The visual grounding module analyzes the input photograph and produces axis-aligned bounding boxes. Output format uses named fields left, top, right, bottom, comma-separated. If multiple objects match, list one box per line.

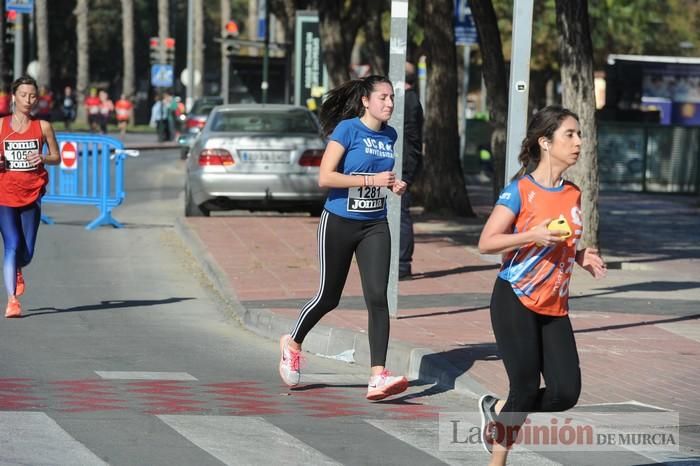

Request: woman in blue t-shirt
left=278, top=75, right=409, bottom=401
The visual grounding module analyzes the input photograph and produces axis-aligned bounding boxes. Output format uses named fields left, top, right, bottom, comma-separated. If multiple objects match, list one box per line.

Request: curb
left=174, top=217, right=489, bottom=398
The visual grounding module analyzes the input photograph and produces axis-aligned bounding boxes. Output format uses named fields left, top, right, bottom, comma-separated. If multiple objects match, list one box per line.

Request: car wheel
left=180, top=148, right=189, bottom=160
left=185, top=186, right=210, bottom=217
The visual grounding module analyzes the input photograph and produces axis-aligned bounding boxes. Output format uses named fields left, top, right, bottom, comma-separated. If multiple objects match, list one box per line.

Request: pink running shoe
left=279, top=334, right=302, bottom=386
left=5, top=297, right=21, bottom=318
left=366, top=369, right=408, bottom=401
left=15, top=269, right=25, bottom=297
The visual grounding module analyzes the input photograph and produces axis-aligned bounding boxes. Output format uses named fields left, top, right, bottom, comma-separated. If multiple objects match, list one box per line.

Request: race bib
left=347, top=172, right=387, bottom=213
left=3, top=138, right=39, bottom=171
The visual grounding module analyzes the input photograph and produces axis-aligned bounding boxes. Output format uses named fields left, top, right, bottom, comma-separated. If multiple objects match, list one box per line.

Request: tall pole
left=504, top=0, right=534, bottom=181
left=13, top=13, right=24, bottom=78
left=387, top=0, right=408, bottom=319
left=459, top=44, right=471, bottom=171
left=261, top=0, right=270, bottom=104
left=186, top=0, right=194, bottom=111
left=221, top=0, right=230, bottom=104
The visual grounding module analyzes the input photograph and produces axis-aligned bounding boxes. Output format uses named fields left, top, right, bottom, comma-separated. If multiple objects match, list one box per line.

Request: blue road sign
left=6, top=0, right=34, bottom=14
left=151, top=64, right=174, bottom=88
left=454, top=0, right=478, bottom=45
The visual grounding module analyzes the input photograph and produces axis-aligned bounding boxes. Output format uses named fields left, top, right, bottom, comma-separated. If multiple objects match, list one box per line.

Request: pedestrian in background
left=278, top=75, right=410, bottom=401
left=84, top=88, right=101, bottom=132
left=0, top=88, right=11, bottom=118
left=150, top=93, right=171, bottom=142
left=0, top=75, right=61, bottom=318
left=476, top=105, right=606, bottom=464
left=399, top=63, right=424, bottom=280
left=98, top=90, right=114, bottom=134
left=115, top=94, right=133, bottom=136
left=60, top=85, right=76, bottom=131
left=33, top=86, right=53, bottom=121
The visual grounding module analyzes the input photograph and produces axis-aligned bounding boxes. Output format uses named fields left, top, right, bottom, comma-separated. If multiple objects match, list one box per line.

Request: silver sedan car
left=185, top=104, right=327, bottom=216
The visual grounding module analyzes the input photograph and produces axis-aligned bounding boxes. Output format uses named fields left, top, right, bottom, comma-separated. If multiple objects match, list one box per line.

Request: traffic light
left=149, top=37, right=160, bottom=64
left=223, top=20, right=239, bottom=57
left=4, top=11, right=16, bottom=46
left=164, top=37, right=176, bottom=65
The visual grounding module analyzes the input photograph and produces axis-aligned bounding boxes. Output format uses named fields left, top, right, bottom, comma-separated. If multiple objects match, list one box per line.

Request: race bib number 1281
left=347, top=172, right=387, bottom=212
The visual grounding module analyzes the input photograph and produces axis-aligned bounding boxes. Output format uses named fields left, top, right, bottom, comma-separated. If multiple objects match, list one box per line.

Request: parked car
left=184, top=104, right=327, bottom=217
left=178, top=97, right=224, bottom=159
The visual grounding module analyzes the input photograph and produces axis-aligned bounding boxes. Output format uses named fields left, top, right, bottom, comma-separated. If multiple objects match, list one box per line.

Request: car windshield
left=191, top=99, right=223, bottom=115
left=210, top=110, right=319, bottom=133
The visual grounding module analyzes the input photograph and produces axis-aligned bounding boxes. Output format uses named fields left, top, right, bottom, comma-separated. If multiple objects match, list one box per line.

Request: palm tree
left=158, top=0, right=169, bottom=65
left=121, top=0, right=135, bottom=99
left=35, top=0, right=50, bottom=89
left=75, top=0, right=89, bottom=123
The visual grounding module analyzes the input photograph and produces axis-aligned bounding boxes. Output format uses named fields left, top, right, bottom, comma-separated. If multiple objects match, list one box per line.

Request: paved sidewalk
left=175, top=185, right=700, bottom=458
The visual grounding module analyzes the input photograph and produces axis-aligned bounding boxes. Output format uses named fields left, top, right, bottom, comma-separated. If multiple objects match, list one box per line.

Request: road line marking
left=158, top=415, right=341, bottom=465
left=0, top=412, right=107, bottom=465
left=95, top=371, right=197, bottom=381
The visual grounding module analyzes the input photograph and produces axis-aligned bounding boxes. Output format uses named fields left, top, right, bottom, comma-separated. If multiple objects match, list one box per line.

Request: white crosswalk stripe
left=0, top=412, right=107, bottom=465
left=95, top=371, right=198, bottom=380
left=366, top=418, right=562, bottom=466
left=158, top=414, right=341, bottom=466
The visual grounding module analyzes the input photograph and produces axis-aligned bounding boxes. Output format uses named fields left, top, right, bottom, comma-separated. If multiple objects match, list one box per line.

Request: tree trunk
left=421, top=0, right=474, bottom=216
left=194, top=0, right=204, bottom=98
left=35, top=0, right=50, bottom=88
left=468, top=0, right=509, bottom=202
left=75, top=0, right=89, bottom=123
left=555, top=0, right=599, bottom=248
left=316, top=0, right=365, bottom=87
left=158, top=0, right=169, bottom=65
left=363, top=0, right=388, bottom=76
left=121, top=0, right=135, bottom=98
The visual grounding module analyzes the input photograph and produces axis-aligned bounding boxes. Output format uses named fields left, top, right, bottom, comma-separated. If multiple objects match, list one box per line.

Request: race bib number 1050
left=3, top=139, right=39, bottom=171
left=348, top=172, right=387, bottom=213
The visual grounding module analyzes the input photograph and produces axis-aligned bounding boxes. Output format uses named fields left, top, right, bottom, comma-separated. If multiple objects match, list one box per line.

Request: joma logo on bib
left=349, top=197, right=385, bottom=211
left=3, top=138, right=39, bottom=171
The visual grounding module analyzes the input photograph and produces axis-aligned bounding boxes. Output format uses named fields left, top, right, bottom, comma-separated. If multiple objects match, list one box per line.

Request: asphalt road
left=0, top=147, right=685, bottom=466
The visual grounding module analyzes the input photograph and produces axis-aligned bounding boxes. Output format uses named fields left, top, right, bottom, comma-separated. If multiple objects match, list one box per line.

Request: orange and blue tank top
left=496, top=175, right=582, bottom=316
left=0, top=116, right=49, bottom=207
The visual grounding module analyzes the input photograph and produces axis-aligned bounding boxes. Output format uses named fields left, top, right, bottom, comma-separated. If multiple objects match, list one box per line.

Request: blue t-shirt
left=324, top=117, right=398, bottom=220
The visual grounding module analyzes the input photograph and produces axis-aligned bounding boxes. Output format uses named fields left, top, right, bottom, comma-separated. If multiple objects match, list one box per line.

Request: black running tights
left=490, top=277, right=581, bottom=430
left=291, top=210, right=391, bottom=367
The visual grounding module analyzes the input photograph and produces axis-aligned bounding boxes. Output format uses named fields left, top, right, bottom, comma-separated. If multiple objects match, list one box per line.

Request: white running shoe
left=278, top=334, right=302, bottom=387
left=478, top=394, right=499, bottom=453
left=366, top=369, right=408, bottom=401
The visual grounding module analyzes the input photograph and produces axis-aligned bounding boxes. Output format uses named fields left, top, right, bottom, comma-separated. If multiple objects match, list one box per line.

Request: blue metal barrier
left=41, top=133, right=138, bottom=230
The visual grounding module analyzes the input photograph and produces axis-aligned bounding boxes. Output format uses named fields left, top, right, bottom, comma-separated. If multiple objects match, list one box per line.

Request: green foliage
left=482, top=0, right=698, bottom=70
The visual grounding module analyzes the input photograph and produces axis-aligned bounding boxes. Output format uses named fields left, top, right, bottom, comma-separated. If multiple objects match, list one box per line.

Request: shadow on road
left=23, top=297, right=195, bottom=317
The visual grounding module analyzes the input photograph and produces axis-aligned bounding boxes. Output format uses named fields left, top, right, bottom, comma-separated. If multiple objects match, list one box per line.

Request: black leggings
left=490, top=277, right=581, bottom=430
left=291, top=210, right=391, bottom=366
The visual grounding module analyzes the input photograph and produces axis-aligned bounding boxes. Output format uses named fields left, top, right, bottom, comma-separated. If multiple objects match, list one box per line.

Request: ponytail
left=319, top=75, right=392, bottom=137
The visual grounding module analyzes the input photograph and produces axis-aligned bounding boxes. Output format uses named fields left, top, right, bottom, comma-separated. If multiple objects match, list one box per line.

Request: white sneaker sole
left=478, top=394, right=493, bottom=454
left=366, top=377, right=408, bottom=401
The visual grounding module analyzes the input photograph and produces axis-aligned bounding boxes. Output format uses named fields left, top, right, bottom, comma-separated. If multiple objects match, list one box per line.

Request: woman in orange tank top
left=0, top=75, right=60, bottom=318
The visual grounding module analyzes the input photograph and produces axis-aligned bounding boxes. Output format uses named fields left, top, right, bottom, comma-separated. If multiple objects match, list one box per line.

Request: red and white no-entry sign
left=60, top=141, right=78, bottom=170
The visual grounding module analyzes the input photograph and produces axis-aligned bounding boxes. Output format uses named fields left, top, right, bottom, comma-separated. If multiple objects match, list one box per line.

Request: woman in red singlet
left=0, top=75, right=60, bottom=318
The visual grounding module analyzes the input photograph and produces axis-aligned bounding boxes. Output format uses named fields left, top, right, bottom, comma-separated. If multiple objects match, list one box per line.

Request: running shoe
left=278, top=334, right=302, bottom=386
left=366, top=369, right=408, bottom=401
left=478, top=394, right=499, bottom=453
left=15, top=269, right=25, bottom=297
left=5, top=297, right=21, bottom=318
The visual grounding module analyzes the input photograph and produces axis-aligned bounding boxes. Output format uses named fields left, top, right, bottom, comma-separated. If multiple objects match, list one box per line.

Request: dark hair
left=319, top=75, right=393, bottom=137
left=512, top=105, right=579, bottom=180
left=11, top=75, right=38, bottom=94
left=405, top=67, right=417, bottom=87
